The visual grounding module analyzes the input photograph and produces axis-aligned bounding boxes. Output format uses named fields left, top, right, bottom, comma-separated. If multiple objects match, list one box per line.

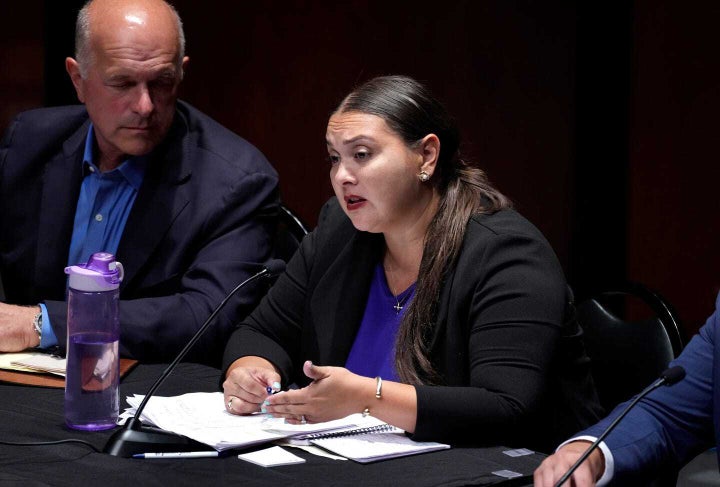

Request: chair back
left=576, top=282, right=684, bottom=414
left=273, top=204, right=309, bottom=263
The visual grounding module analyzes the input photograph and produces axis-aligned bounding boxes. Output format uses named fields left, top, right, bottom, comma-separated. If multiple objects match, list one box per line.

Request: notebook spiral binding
left=303, top=423, right=398, bottom=440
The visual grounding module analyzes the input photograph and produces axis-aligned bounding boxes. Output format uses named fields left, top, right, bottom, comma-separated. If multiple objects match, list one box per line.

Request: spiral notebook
left=305, top=423, right=450, bottom=463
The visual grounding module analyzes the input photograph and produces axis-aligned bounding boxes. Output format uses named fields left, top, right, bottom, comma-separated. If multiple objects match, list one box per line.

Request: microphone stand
left=104, top=261, right=285, bottom=457
left=555, top=366, right=686, bottom=487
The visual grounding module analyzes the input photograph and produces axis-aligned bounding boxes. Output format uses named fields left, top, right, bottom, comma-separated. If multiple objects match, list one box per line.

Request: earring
left=418, top=171, right=430, bottom=182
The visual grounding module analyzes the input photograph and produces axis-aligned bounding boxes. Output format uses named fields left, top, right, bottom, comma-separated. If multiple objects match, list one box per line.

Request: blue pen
left=262, top=382, right=282, bottom=414
left=266, top=381, right=281, bottom=395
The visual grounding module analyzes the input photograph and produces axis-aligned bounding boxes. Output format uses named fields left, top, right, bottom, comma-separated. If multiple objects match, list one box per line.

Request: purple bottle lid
left=65, top=252, right=124, bottom=292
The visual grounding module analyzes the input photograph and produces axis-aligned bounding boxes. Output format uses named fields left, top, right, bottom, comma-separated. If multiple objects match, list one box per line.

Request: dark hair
left=336, top=75, right=511, bottom=385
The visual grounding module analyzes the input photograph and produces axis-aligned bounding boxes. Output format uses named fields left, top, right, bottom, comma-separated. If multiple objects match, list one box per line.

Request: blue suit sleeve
left=581, top=294, right=719, bottom=484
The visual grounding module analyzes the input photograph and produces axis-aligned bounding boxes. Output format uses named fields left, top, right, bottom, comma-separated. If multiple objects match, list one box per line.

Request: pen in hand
left=262, top=381, right=282, bottom=416
left=266, top=381, right=281, bottom=395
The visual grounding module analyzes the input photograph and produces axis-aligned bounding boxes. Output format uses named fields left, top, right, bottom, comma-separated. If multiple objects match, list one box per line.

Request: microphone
left=555, top=365, right=686, bottom=486
left=104, top=259, right=286, bottom=457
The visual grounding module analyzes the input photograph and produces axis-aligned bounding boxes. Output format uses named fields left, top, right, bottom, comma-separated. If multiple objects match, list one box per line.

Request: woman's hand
left=264, top=360, right=372, bottom=424
left=533, top=441, right=604, bottom=487
left=223, top=356, right=281, bottom=415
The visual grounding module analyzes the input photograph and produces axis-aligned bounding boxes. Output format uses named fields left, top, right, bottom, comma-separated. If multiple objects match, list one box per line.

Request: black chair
left=576, top=282, right=684, bottom=414
left=576, top=282, right=685, bottom=486
left=273, top=203, right=309, bottom=264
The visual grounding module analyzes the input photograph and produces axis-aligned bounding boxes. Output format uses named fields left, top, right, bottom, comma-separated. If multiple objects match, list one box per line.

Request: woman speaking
left=222, top=76, right=600, bottom=451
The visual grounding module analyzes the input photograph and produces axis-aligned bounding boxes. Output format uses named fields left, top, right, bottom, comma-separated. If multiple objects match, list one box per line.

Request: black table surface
left=0, top=363, right=544, bottom=486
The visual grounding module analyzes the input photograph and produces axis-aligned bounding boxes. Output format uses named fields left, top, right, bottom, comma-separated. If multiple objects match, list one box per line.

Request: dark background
left=1, top=1, right=718, bottom=338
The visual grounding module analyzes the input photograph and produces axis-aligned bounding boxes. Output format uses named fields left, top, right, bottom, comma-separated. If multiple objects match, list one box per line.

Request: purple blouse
left=344, top=263, right=416, bottom=381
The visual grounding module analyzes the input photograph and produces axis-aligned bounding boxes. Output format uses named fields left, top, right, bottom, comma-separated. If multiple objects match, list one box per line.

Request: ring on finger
left=300, top=415, right=307, bottom=424
left=227, top=397, right=234, bottom=410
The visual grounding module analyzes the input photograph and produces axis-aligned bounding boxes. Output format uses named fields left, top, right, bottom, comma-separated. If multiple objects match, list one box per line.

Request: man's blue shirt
left=39, top=124, right=146, bottom=348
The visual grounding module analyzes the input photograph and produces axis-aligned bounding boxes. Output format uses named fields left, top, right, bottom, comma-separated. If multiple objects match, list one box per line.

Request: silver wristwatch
left=32, top=311, right=42, bottom=343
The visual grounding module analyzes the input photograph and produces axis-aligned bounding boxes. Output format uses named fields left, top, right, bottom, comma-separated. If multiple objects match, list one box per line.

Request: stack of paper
left=120, top=392, right=372, bottom=451
left=0, top=352, right=66, bottom=376
left=237, top=446, right=306, bottom=467
left=120, top=391, right=450, bottom=462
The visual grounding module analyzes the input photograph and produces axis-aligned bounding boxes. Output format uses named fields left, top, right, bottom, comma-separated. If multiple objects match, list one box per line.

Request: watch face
left=34, top=313, right=42, bottom=335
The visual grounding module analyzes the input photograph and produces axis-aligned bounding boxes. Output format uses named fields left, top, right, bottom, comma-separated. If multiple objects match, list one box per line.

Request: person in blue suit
left=0, top=0, right=278, bottom=364
left=534, top=293, right=720, bottom=486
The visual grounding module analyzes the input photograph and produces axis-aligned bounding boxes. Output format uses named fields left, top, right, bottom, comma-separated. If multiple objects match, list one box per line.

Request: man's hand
left=534, top=441, right=605, bottom=487
left=0, top=303, right=40, bottom=351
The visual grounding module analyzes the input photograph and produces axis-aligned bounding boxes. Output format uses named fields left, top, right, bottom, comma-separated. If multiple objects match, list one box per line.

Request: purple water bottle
left=64, top=252, right=124, bottom=431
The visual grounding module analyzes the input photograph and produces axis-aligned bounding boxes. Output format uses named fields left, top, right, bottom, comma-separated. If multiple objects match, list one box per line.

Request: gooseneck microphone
left=104, top=259, right=286, bottom=457
left=555, top=365, right=686, bottom=487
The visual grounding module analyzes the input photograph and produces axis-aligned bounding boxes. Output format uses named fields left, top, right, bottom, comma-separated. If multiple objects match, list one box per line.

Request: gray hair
left=74, top=0, right=186, bottom=78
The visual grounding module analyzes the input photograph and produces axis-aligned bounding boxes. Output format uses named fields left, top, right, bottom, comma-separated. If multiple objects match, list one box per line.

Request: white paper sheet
left=237, top=446, right=306, bottom=467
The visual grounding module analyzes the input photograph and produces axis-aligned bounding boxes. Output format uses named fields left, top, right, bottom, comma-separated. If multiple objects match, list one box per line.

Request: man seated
left=0, top=0, right=278, bottom=364
left=534, top=293, right=720, bottom=486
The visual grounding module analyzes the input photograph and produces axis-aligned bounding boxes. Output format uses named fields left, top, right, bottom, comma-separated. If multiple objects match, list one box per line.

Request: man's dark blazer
left=0, top=101, right=279, bottom=364
left=581, top=293, right=720, bottom=485
left=223, top=198, right=602, bottom=452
